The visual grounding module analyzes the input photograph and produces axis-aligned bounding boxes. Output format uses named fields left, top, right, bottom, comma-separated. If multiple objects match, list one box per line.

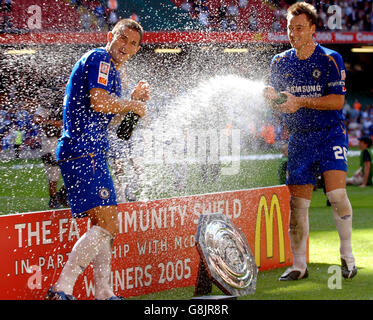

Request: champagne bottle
left=272, top=92, right=288, bottom=105
left=116, top=111, right=140, bottom=140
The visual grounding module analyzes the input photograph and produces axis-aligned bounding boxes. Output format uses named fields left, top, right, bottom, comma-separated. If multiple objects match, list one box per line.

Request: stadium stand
left=170, top=0, right=373, bottom=32
left=171, top=0, right=277, bottom=31
left=2, top=0, right=373, bottom=33
left=115, top=0, right=201, bottom=31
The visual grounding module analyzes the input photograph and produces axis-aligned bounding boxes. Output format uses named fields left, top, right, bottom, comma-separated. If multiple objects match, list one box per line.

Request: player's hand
left=131, top=80, right=150, bottom=102
left=263, top=86, right=278, bottom=102
left=273, top=92, right=301, bottom=114
left=264, top=87, right=295, bottom=112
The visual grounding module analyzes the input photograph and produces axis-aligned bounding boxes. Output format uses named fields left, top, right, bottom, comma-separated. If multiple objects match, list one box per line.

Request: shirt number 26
left=333, top=146, right=347, bottom=161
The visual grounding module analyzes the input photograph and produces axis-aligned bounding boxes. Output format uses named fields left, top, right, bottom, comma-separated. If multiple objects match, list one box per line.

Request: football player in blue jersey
left=46, top=19, right=149, bottom=300
left=264, top=2, right=357, bottom=281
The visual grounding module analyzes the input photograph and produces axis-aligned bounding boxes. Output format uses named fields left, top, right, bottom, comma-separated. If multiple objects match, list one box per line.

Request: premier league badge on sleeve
left=194, top=213, right=258, bottom=298
left=98, top=61, right=110, bottom=86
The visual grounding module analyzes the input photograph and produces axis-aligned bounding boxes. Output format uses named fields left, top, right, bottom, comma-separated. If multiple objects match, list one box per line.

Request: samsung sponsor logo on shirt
left=286, top=85, right=322, bottom=94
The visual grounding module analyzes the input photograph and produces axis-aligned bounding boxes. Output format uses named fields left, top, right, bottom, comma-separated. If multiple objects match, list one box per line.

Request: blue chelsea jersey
left=57, top=48, right=122, bottom=160
left=270, top=44, right=346, bottom=132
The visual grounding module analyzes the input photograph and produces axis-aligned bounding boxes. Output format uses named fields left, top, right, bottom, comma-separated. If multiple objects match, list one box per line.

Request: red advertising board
left=0, top=186, right=300, bottom=300
left=2, top=31, right=373, bottom=45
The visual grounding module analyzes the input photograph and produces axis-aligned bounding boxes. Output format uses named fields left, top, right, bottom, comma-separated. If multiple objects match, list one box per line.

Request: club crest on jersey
left=98, top=61, right=110, bottom=86
left=99, top=187, right=110, bottom=199
left=312, top=68, right=322, bottom=80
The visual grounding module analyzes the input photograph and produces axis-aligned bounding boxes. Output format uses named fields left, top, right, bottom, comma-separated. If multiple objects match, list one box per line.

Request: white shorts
left=41, top=135, right=58, bottom=158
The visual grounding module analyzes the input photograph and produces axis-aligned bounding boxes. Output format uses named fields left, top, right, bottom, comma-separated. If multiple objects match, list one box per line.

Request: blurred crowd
left=0, top=0, right=12, bottom=31
left=0, top=55, right=70, bottom=157
left=180, top=0, right=373, bottom=32
left=72, top=0, right=121, bottom=31
left=2, top=0, right=373, bottom=33
left=273, top=0, right=373, bottom=32
left=0, top=96, right=41, bottom=156
left=0, top=0, right=120, bottom=33
left=0, top=75, right=42, bottom=155
left=343, top=99, right=373, bottom=145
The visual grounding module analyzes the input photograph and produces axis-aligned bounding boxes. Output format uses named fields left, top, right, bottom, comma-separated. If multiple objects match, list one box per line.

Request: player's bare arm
left=108, top=81, right=150, bottom=126
left=265, top=86, right=344, bottom=114
left=291, top=93, right=345, bottom=111
left=90, top=87, right=146, bottom=117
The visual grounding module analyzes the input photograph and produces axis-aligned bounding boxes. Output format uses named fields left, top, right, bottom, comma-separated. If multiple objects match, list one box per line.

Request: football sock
left=93, top=236, right=115, bottom=299
left=54, top=225, right=112, bottom=295
left=333, top=211, right=353, bottom=259
left=289, top=197, right=311, bottom=271
left=326, top=189, right=354, bottom=259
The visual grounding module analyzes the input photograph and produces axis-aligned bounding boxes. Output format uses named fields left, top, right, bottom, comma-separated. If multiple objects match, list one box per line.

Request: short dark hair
left=359, top=136, right=372, bottom=148
left=287, top=2, right=317, bottom=26
left=112, top=19, right=144, bottom=44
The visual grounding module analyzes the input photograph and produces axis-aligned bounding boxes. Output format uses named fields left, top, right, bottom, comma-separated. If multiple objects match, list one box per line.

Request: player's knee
left=88, top=206, right=119, bottom=237
left=326, top=188, right=352, bottom=219
left=100, top=222, right=118, bottom=238
left=102, top=216, right=119, bottom=237
left=290, top=196, right=311, bottom=210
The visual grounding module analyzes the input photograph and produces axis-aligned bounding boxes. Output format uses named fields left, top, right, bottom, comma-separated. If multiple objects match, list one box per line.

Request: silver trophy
left=194, top=213, right=258, bottom=298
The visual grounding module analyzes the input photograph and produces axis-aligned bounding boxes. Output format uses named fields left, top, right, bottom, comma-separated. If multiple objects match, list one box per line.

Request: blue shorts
left=286, top=123, right=348, bottom=186
left=58, top=152, right=117, bottom=218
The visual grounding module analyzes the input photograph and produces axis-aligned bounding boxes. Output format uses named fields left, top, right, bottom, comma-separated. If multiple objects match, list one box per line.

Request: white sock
left=333, top=210, right=353, bottom=259
left=289, top=197, right=310, bottom=271
left=326, top=189, right=354, bottom=260
left=93, top=237, right=115, bottom=300
left=55, top=225, right=112, bottom=295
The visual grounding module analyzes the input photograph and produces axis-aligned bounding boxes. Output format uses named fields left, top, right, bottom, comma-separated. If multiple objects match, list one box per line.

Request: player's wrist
left=295, top=96, right=304, bottom=104
left=120, top=100, right=145, bottom=117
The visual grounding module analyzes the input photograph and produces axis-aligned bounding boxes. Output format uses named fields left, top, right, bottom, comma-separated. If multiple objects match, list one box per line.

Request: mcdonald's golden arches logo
left=254, top=194, right=285, bottom=268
